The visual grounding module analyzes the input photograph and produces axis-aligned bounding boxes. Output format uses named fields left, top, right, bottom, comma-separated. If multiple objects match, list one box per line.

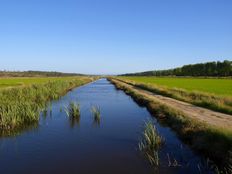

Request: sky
left=0, top=0, right=231, bottom=74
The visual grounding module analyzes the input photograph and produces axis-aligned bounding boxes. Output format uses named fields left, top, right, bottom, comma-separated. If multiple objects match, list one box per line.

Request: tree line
left=122, top=60, right=232, bottom=77
left=0, top=70, right=83, bottom=77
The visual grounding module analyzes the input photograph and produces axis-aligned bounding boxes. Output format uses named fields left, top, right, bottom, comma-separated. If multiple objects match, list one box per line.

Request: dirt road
left=112, top=79, right=232, bottom=130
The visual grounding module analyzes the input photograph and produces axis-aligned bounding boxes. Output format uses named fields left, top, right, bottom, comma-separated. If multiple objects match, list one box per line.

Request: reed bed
left=65, top=102, right=81, bottom=119
left=91, top=106, right=101, bottom=123
left=0, top=77, right=94, bottom=136
left=65, top=102, right=81, bottom=127
left=139, top=121, right=163, bottom=166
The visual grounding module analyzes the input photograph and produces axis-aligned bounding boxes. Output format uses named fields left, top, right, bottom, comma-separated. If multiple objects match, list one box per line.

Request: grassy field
left=0, top=76, right=95, bottom=136
left=0, top=77, right=85, bottom=88
left=120, top=76, right=232, bottom=96
left=117, top=76, right=232, bottom=115
left=119, top=77, right=232, bottom=96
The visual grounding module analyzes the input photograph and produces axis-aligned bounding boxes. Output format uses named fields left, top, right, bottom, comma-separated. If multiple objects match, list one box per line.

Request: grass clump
left=139, top=121, right=163, bottom=166
left=65, top=102, right=80, bottom=119
left=91, top=106, right=101, bottom=123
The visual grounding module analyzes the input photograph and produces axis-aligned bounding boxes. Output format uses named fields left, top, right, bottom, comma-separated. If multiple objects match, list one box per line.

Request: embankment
left=108, top=77, right=232, bottom=170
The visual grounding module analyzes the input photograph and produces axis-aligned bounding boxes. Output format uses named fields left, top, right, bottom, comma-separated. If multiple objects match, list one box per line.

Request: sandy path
left=113, top=79, right=232, bottom=130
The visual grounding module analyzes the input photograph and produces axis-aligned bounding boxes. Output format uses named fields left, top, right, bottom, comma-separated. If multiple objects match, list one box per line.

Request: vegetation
left=122, top=60, right=232, bottom=77
left=119, top=76, right=232, bottom=96
left=139, top=121, right=163, bottom=166
left=117, top=77, right=232, bottom=115
left=0, top=77, right=94, bottom=136
left=0, top=76, right=89, bottom=88
left=0, top=70, right=83, bottom=77
left=91, top=106, right=101, bottom=123
left=65, top=102, right=81, bottom=119
left=109, top=78, right=232, bottom=171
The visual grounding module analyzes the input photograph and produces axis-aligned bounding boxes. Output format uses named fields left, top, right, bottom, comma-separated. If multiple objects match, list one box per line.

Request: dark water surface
left=0, top=79, right=212, bottom=174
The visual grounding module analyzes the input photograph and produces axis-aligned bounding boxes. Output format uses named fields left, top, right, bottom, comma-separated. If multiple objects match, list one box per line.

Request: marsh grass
left=64, top=102, right=81, bottom=128
left=139, top=121, right=163, bottom=166
left=91, top=106, right=101, bottom=124
left=65, top=102, right=80, bottom=119
left=0, top=77, right=94, bottom=136
left=65, top=102, right=82, bottom=128
left=109, top=78, right=232, bottom=172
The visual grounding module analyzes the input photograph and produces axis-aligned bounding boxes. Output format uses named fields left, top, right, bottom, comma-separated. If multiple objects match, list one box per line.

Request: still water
left=0, top=79, right=212, bottom=174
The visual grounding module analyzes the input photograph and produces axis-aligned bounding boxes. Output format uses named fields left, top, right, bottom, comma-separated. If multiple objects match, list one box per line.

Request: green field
left=0, top=77, right=84, bottom=88
left=120, top=76, right=232, bottom=96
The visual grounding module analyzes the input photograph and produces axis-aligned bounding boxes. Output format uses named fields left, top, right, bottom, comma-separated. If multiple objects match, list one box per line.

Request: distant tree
left=121, top=60, right=232, bottom=77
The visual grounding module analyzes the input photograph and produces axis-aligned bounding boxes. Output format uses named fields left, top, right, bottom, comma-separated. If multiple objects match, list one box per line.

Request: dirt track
left=113, top=79, right=232, bottom=130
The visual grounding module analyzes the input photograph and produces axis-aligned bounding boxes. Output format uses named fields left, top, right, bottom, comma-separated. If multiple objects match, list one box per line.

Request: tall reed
left=65, top=102, right=81, bottom=119
left=91, top=106, right=101, bottom=123
left=139, top=121, right=163, bottom=166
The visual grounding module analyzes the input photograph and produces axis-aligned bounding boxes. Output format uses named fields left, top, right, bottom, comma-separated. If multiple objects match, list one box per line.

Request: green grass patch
left=0, top=76, right=85, bottom=88
left=120, top=76, right=232, bottom=96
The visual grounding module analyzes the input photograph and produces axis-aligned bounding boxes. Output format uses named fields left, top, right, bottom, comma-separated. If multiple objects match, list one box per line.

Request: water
left=0, top=79, right=212, bottom=174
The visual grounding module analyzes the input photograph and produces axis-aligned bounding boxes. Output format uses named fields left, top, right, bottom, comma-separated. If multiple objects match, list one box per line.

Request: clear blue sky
left=0, top=0, right=231, bottom=74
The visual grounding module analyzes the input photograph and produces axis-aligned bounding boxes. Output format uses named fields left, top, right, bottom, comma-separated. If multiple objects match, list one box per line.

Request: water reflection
left=42, top=108, right=48, bottom=119
left=49, top=109, right=52, bottom=117
left=49, top=103, right=53, bottom=117
left=42, top=104, right=53, bottom=119
left=69, top=116, right=80, bottom=128
left=0, top=122, right=39, bottom=138
left=92, top=117, right=101, bottom=127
